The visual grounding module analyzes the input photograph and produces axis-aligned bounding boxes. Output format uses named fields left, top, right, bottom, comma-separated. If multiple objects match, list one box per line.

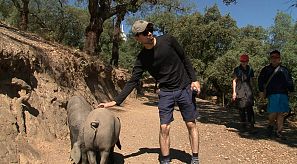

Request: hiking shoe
left=275, top=132, right=287, bottom=140
left=190, top=157, right=199, bottom=164
left=267, top=125, right=274, bottom=137
left=248, top=126, right=258, bottom=134
left=244, top=123, right=254, bottom=130
left=160, top=160, right=170, bottom=164
left=160, top=158, right=170, bottom=164
left=239, top=122, right=247, bottom=129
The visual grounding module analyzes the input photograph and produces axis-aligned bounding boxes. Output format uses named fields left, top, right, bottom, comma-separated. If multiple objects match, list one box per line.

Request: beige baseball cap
left=132, top=20, right=153, bottom=34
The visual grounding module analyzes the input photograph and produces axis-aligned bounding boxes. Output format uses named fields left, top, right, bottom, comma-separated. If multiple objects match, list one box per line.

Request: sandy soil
left=30, top=93, right=297, bottom=164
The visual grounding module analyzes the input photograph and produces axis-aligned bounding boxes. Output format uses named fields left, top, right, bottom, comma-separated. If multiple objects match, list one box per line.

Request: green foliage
left=0, top=0, right=14, bottom=20
left=1, top=0, right=297, bottom=111
left=204, top=51, right=238, bottom=97
left=117, top=39, right=140, bottom=71
left=100, top=23, right=141, bottom=72
left=100, top=19, right=114, bottom=54
left=199, top=14, right=238, bottom=62
left=203, top=4, right=221, bottom=23
left=170, top=13, right=204, bottom=59
left=190, top=58, right=205, bottom=81
left=169, top=5, right=238, bottom=73
left=235, top=25, right=270, bottom=76
left=116, top=36, right=143, bottom=72
left=0, top=0, right=19, bottom=26
left=269, top=11, right=294, bottom=50
left=0, top=0, right=89, bottom=48
left=59, top=6, right=89, bottom=48
left=281, top=41, right=297, bottom=109
left=239, top=25, right=268, bottom=41
left=29, top=1, right=88, bottom=48
left=147, top=12, right=179, bottom=34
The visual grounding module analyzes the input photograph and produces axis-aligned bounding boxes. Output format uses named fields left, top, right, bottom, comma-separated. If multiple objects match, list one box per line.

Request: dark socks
left=192, top=153, right=198, bottom=157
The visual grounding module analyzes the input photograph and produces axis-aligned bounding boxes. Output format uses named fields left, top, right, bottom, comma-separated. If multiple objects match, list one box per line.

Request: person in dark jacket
left=99, top=20, right=201, bottom=164
left=258, top=50, right=294, bottom=140
left=232, top=54, right=255, bottom=131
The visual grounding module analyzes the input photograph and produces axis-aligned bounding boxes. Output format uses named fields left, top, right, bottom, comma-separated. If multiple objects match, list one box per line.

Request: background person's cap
left=240, top=54, right=249, bottom=62
left=132, top=20, right=153, bottom=34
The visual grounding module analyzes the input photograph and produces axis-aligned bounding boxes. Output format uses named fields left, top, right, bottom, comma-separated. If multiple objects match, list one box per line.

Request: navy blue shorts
left=158, top=85, right=198, bottom=125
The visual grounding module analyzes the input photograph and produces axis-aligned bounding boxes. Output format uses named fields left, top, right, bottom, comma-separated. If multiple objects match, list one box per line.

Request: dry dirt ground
left=1, top=22, right=296, bottom=164
left=27, top=93, right=297, bottom=164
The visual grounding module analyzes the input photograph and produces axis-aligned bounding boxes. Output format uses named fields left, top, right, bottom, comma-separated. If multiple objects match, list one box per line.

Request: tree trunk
left=110, top=12, right=125, bottom=67
left=84, top=0, right=139, bottom=56
left=12, top=0, right=29, bottom=31
left=84, top=22, right=103, bottom=56
left=84, top=0, right=104, bottom=56
left=20, top=0, right=29, bottom=31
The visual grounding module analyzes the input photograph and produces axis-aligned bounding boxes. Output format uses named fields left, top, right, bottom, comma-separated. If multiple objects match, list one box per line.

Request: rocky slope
left=0, top=22, right=128, bottom=163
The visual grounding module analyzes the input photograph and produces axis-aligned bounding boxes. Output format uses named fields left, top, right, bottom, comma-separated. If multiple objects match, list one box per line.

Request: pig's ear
left=70, top=142, right=81, bottom=164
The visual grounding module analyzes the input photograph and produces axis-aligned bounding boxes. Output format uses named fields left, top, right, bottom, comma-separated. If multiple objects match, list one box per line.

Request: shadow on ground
left=140, top=93, right=297, bottom=148
left=123, top=147, right=191, bottom=163
left=197, top=101, right=297, bottom=147
left=113, top=152, right=124, bottom=164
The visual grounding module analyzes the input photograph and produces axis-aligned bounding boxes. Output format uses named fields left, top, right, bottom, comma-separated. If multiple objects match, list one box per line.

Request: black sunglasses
left=136, top=30, right=149, bottom=36
left=135, top=30, right=150, bottom=37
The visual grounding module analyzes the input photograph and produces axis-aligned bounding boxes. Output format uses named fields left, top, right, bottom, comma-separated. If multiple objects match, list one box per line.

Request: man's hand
left=191, top=81, right=201, bottom=95
left=232, top=92, right=236, bottom=101
left=98, top=101, right=117, bottom=108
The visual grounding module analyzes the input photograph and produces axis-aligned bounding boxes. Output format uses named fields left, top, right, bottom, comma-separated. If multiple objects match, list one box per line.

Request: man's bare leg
left=159, top=124, right=171, bottom=163
left=186, top=121, right=199, bottom=164
left=186, top=121, right=199, bottom=154
left=268, top=113, right=277, bottom=126
left=276, top=113, right=285, bottom=132
left=267, top=113, right=277, bottom=137
left=275, top=112, right=287, bottom=140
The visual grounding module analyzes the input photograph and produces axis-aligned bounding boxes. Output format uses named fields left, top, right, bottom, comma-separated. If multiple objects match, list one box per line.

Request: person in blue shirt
left=258, top=50, right=294, bottom=140
left=99, top=20, right=201, bottom=164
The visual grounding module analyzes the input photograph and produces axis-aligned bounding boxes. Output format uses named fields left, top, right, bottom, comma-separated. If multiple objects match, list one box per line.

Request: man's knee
left=268, top=113, right=277, bottom=118
left=160, top=124, right=170, bottom=135
left=186, top=121, right=197, bottom=130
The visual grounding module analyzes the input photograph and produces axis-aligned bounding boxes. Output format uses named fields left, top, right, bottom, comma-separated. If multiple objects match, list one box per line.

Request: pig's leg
left=99, top=151, right=109, bottom=164
left=87, top=150, right=97, bottom=164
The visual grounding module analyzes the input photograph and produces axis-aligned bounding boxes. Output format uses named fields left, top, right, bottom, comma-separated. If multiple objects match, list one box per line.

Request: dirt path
left=30, top=93, right=297, bottom=164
